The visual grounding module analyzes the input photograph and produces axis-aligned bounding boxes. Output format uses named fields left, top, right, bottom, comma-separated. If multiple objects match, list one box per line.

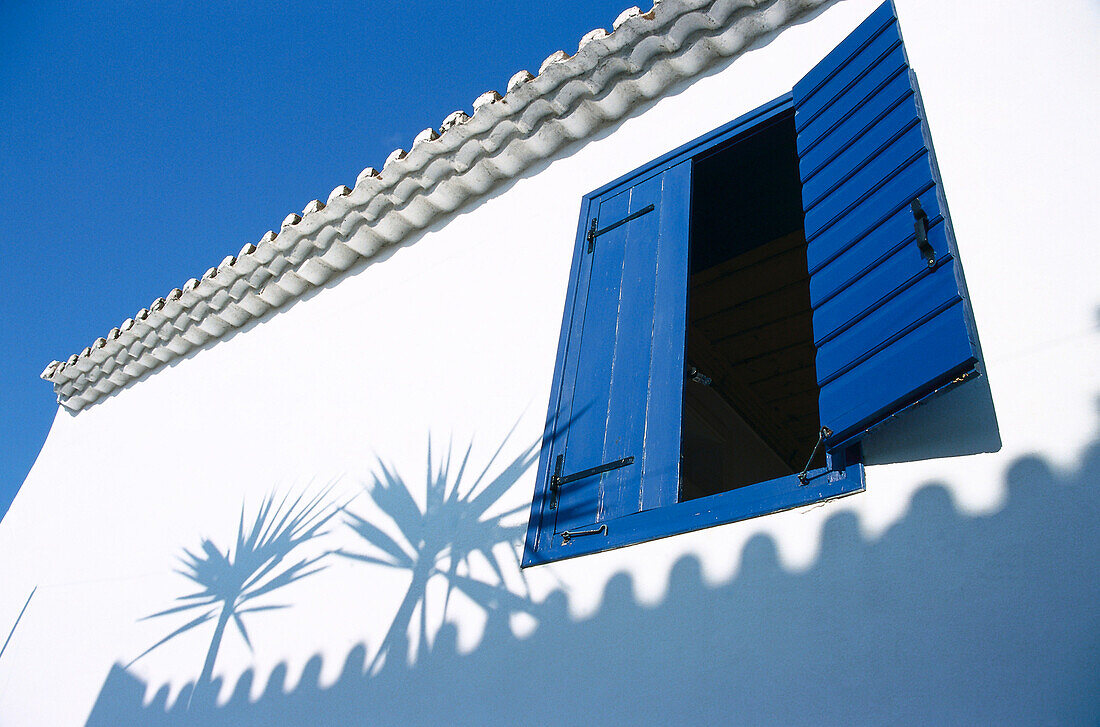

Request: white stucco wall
left=1, top=0, right=1097, bottom=724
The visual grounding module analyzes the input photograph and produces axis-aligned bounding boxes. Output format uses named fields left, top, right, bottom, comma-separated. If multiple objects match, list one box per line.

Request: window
left=522, top=0, right=987, bottom=565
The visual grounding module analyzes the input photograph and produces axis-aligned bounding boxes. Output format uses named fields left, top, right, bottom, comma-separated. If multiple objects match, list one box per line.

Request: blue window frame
left=522, top=0, right=986, bottom=566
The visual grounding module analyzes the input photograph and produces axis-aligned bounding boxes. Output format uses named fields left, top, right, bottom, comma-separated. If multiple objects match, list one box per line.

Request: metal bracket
left=911, top=198, right=936, bottom=268
left=561, top=524, right=607, bottom=544
left=549, top=454, right=635, bottom=509
left=586, top=204, right=655, bottom=253
left=798, top=426, right=833, bottom=485
left=687, top=364, right=712, bottom=386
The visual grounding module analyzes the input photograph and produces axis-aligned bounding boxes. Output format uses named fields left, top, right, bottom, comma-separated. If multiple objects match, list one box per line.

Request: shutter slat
left=795, top=0, right=981, bottom=445
left=806, top=152, right=935, bottom=272
left=641, top=163, right=691, bottom=511
left=795, top=3, right=901, bottom=130
left=803, top=135, right=931, bottom=241
left=600, top=175, right=663, bottom=521
left=809, top=196, right=945, bottom=305
left=799, top=63, right=913, bottom=179
left=818, top=302, right=975, bottom=439
left=815, top=265, right=962, bottom=382
left=801, top=93, right=923, bottom=210
left=812, top=221, right=950, bottom=338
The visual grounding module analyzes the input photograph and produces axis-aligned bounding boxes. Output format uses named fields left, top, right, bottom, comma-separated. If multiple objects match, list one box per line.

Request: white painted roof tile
left=471, top=90, right=501, bottom=112
left=614, top=6, right=644, bottom=30
left=412, top=127, right=439, bottom=146
left=578, top=28, right=610, bottom=50
left=302, top=199, right=325, bottom=215
left=42, top=0, right=834, bottom=410
left=539, top=50, right=571, bottom=75
left=506, top=71, right=534, bottom=94
left=327, top=185, right=352, bottom=203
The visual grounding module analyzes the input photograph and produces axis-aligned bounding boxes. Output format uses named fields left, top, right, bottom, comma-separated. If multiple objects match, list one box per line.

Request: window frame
left=521, top=94, right=866, bottom=567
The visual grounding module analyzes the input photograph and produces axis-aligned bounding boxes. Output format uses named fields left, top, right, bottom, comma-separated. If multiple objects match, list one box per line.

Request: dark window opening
left=680, top=112, right=825, bottom=501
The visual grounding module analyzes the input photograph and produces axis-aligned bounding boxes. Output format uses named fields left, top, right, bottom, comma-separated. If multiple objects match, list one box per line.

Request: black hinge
left=549, top=454, right=635, bottom=509
left=586, top=204, right=655, bottom=253
left=549, top=454, right=565, bottom=509
left=586, top=217, right=599, bottom=253
left=911, top=198, right=936, bottom=268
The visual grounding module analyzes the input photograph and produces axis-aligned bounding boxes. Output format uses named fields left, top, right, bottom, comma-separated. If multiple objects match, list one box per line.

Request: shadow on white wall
left=86, top=401, right=1100, bottom=725
left=125, top=486, right=342, bottom=707
left=333, top=432, right=541, bottom=673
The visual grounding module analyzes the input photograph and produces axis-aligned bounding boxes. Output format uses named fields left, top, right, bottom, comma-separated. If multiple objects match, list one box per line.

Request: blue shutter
left=545, top=161, right=691, bottom=541
left=794, top=0, right=981, bottom=446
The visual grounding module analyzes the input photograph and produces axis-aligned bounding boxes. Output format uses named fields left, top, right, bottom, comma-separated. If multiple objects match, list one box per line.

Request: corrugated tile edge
left=42, top=0, right=833, bottom=411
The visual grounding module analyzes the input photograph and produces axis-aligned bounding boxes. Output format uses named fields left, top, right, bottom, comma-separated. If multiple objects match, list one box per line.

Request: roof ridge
left=42, top=0, right=830, bottom=411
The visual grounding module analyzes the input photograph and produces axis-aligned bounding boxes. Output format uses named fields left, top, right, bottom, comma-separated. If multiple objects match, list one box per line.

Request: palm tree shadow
left=84, top=400, right=1100, bottom=725
left=128, top=483, right=342, bottom=704
left=334, top=424, right=541, bottom=673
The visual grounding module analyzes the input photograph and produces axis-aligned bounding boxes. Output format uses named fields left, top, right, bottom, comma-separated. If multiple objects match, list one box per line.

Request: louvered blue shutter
left=794, top=0, right=981, bottom=446
left=544, top=161, right=691, bottom=542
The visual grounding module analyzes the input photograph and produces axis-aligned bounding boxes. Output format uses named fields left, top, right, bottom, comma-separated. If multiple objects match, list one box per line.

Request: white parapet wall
left=1, top=0, right=1098, bottom=724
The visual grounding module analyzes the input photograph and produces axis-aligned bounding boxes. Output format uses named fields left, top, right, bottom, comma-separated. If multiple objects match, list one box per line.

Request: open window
left=522, top=0, right=996, bottom=565
left=682, top=111, right=817, bottom=501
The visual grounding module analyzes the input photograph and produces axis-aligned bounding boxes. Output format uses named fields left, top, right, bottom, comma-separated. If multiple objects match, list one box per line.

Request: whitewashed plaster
left=1, top=0, right=1098, bottom=724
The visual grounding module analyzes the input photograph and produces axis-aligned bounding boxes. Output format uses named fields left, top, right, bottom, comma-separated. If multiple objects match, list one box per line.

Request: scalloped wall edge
left=41, top=0, right=834, bottom=411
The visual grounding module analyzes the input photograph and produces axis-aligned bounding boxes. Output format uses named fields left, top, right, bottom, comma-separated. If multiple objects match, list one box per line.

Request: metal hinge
left=586, top=217, right=599, bottom=253
left=586, top=204, right=655, bottom=253
left=549, top=453, right=635, bottom=509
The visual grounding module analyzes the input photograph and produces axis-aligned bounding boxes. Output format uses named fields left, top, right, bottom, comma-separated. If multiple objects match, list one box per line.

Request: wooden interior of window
left=680, top=112, right=824, bottom=501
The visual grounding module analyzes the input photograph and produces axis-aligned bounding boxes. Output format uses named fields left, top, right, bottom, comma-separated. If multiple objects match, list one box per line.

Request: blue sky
left=0, top=0, right=636, bottom=519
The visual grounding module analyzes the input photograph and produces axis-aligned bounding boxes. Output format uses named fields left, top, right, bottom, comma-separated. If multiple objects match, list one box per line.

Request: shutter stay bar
left=798, top=426, right=833, bottom=484
left=586, top=204, right=655, bottom=252
left=561, top=524, right=607, bottom=544
left=549, top=454, right=635, bottom=509
left=911, top=198, right=936, bottom=268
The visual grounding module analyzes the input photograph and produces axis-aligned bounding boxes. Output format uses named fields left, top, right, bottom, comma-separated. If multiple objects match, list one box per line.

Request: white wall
left=1, top=0, right=1097, bottom=724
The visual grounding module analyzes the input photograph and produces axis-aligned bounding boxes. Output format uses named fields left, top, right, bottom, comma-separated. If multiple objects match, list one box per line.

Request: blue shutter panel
left=547, top=162, right=690, bottom=540
left=794, top=0, right=981, bottom=445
